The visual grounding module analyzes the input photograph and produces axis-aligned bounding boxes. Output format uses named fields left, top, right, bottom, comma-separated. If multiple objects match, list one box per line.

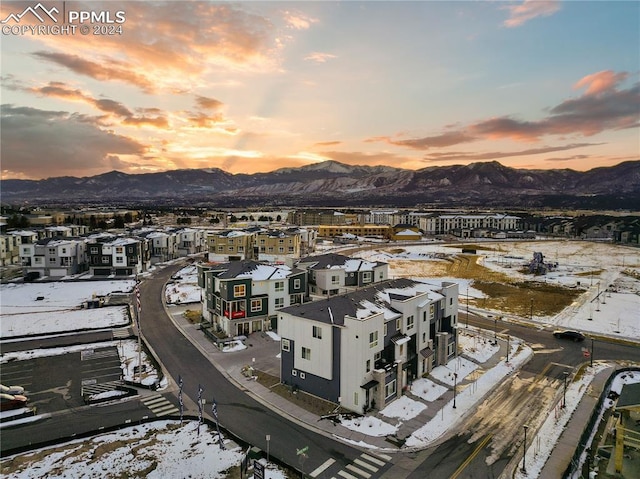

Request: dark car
left=553, top=330, right=586, bottom=342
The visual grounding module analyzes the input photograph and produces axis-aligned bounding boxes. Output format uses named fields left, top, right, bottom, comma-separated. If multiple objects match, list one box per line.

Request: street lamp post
left=453, top=372, right=458, bottom=409
left=562, top=371, right=569, bottom=408
left=521, top=424, right=529, bottom=474
left=590, top=338, right=594, bottom=368
left=506, top=334, right=510, bottom=362
left=494, top=317, right=497, bottom=343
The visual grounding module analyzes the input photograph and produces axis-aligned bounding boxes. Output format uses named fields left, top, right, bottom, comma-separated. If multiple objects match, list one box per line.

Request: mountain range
left=2, top=160, right=639, bottom=209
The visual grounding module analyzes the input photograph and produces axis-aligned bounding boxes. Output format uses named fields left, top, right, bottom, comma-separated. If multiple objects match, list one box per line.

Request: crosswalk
left=81, top=348, right=120, bottom=361
left=112, top=328, right=132, bottom=339
left=310, top=451, right=392, bottom=479
left=81, top=379, right=125, bottom=396
left=140, top=394, right=180, bottom=417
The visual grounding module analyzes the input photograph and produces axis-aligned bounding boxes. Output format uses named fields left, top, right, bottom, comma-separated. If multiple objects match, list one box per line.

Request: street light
left=562, top=371, right=569, bottom=408
left=493, top=317, right=497, bottom=343
left=506, top=334, right=510, bottom=363
left=590, top=338, right=594, bottom=368
left=521, top=424, right=529, bottom=474
left=453, top=372, right=458, bottom=409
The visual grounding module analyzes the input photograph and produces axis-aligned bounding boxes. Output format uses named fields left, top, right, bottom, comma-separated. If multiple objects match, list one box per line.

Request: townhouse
left=176, top=228, right=207, bottom=256
left=198, top=260, right=307, bottom=338
left=22, top=237, right=87, bottom=278
left=254, top=229, right=302, bottom=263
left=86, top=235, right=150, bottom=276
left=207, top=230, right=257, bottom=262
left=278, top=278, right=459, bottom=413
left=0, top=234, right=21, bottom=267
left=144, top=231, right=179, bottom=263
left=294, top=253, right=389, bottom=298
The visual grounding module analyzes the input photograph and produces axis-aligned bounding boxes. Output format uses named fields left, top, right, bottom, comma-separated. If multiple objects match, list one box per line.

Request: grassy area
left=183, top=310, right=202, bottom=324
left=254, top=370, right=344, bottom=417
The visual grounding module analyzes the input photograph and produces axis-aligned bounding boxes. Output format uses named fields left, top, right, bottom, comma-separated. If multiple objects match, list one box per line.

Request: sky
left=1, top=1, right=639, bottom=180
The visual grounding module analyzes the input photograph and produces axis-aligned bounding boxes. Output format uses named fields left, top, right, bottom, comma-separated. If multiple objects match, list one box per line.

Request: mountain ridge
left=2, top=160, right=639, bottom=209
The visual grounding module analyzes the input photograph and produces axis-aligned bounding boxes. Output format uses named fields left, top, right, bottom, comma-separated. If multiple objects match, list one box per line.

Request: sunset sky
left=1, top=0, right=639, bottom=180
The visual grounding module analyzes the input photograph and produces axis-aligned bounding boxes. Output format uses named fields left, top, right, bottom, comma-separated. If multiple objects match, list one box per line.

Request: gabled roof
left=280, top=277, right=443, bottom=325
left=616, top=382, right=640, bottom=410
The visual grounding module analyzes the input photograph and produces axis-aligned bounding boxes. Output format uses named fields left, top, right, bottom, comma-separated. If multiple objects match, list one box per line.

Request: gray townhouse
left=198, top=260, right=307, bottom=338
left=293, top=253, right=389, bottom=298
left=277, top=278, right=459, bottom=414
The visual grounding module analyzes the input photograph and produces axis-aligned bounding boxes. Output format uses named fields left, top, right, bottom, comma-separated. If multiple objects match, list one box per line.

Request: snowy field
left=165, top=264, right=201, bottom=304
left=0, top=280, right=135, bottom=338
left=1, top=420, right=288, bottom=479
left=357, top=240, right=640, bottom=340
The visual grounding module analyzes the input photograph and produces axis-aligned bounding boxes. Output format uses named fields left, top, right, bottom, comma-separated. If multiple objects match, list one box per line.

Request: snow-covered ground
left=1, top=419, right=288, bottom=479
left=0, top=280, right=135, bottom=338
left=165, top=264, right=201, bottom=304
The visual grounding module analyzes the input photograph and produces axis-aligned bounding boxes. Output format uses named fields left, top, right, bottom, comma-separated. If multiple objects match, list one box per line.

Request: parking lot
left=1, top=345, right=124, bottom=414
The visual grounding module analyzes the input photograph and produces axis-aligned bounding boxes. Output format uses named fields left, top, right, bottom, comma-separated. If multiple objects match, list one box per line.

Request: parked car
left=1, top=384, right=25, bottom=395
left=0, top=393, right=28, bottom=411
left=553, top=330, right=586, bottom=342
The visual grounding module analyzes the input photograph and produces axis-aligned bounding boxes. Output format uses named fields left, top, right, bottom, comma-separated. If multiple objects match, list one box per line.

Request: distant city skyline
left=1, top=0, right=638, bottom=180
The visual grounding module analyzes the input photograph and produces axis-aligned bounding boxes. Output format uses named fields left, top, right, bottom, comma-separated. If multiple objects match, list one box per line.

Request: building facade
left=87, top=236, right=150, bottom=276
left=198, top=260, right=307, bottom=337
left=278, top=278, right=459, bottom=413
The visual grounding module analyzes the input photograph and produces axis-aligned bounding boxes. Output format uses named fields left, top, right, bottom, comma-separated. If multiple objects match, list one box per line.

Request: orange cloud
left=574, top=70, right=629, bottom=95
left=503, top=0, right=561, bottom=28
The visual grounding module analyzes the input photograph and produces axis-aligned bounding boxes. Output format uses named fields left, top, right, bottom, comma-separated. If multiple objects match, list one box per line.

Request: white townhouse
left=21, top=237, right=87, bottom=278
left=145, top=231, right=179, bottom=263
left=176, top=228, right=207, bottom=256
left=278, top=278, right=459, bottom=414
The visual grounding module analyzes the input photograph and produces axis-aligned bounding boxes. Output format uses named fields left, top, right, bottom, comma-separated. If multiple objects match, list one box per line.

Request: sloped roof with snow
left=207, top=260, right=301, bottom=281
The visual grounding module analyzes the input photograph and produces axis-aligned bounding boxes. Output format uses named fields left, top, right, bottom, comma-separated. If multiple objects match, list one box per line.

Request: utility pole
left=521, top=424, right=529, bottom=474
left=562, top=372, right=569, bottom=408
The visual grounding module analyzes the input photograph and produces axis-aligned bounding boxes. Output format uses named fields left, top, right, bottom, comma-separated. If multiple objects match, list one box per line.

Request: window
left=288, top=247, right=294, bottom=253
left=300, top=372, right=306, bottom=379
left=369, top=331, right=378, bottom=348
left=233, top=284, right=246, bottom=297
left=291, top=369, right=297, bottom=376
left=279, top=247, right=284, bottom=253
left=362, top=271, right=372, bottom=283
left=293, top=278, right=301, bottom=289
left=275, top=281, right=284, bottom=292
left=423, top=311, right=427, bottom=322
left=407, top=315, right=414, bottom=329
left=228, top=246, right=234, bottom=252
left=268, top=247, right=274, bottom=253
left=354, top=392, right=359, bottom=406
left=278, top=239, right=284, bottom=244
left=228, top=238, right=234, bottom=245
left=430, top=304, right=435, bottom=318
left=90, top=247, right=98, bottom=254
left=115, top=247, right=123, bottom=254
left=275, top=297, right=284, bottom=309
left=331, top=275, right=339, bottom=285
left=384, top=323, right=388, bottom=336
left=302, top=347, right=311, bottom=360
left=396, top=319, right=401, bottom=331
left=101, top=256, right=110, bottom=264
left=49, top=257, right=56, bottom=263
left=281, top=339, right=290, bottom=352
left=422, top=332, right=426, bottom=343
left=218, top=245, right=224, bottom=252
left=313, top=325, right=322, bottom=339
left=62, top=248, right=67, bottom=254
left=450, top=298, right=453, bottom=305
left=238, top=246, right=244, bottom=252
left=385, top=380, right=396, bottom=399
left=116, top=257, right=124, bottom=264
left=251, top=299, right=262, bottom=312
left=366, top=359, right=371, bottom=372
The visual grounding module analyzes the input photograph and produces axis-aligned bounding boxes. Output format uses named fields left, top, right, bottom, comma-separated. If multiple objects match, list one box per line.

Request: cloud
left=503, top=0, right=561, bottom=28
left=377, top=73, right=639, bottom=149
left=421, top=143, right=600, bottom=163
left=195, top=96, right=224, bottom=110
left=304, top=52, right=337, bottom=63
left=33, top=52, right=156, bottom=92
left=313, top=140, right=342, bottom=147
left=283, top=10, right=317, bottom=30
left=30, top=81, right=169, bottom=128
left=1, top=104, right=147, bottom=178
left=574, top=70, right=629, bottom=96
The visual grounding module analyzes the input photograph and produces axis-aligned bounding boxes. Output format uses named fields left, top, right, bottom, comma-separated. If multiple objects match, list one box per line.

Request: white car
left=0, top=384, right=25, bottom=395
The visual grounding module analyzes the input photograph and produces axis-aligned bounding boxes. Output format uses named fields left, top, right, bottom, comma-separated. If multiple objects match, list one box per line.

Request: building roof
left=280, top=278, right=445, bottom=325
left=298, top=253, right=384, bottom=271
left=616, top=382, right=640, bottom=410
left=206, top=260, right=302, bottom=281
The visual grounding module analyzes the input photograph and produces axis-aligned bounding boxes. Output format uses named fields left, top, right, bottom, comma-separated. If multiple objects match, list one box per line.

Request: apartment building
left=318, top=224, right=391, bottom=239
left=278, top=278, right=459, bottom=413
left=207, top=230, right=257, bottom=262
left=294, top=253, right=389, bottom=298
left=254, top=229, right=302, bottom=263
left=198, top=260, right=307, bottom=337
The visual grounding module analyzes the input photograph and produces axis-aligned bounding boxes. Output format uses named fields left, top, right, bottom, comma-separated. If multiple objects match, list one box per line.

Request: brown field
left=388, top=254, right=583, bottom=317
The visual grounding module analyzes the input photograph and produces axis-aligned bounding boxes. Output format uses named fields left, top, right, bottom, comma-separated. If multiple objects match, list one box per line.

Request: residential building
left=318, top=224, right=391, bottom=239
left=289, top=210, right=347, bottom=226
left=207, top=230, right=257, bottom=262
left=0, top=234, right=21, bottom=266
left=22, top=238, right=87, bottom=278
left=86, top=236, right=150, bottom=276
left=294, top=253, right=389, bottom=298
left=420, top=213, right=521, bottom=237
left=365, top=210, right=398, bottom=225
left=278, top=278, right=459, bottom=413
left=145, top=231, right=179, bottom=263
left=176, top=228, right=207, bottom=256
left=198, top=260, right=307, bottom=337
left=254, top=229, right=302, bottom=263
